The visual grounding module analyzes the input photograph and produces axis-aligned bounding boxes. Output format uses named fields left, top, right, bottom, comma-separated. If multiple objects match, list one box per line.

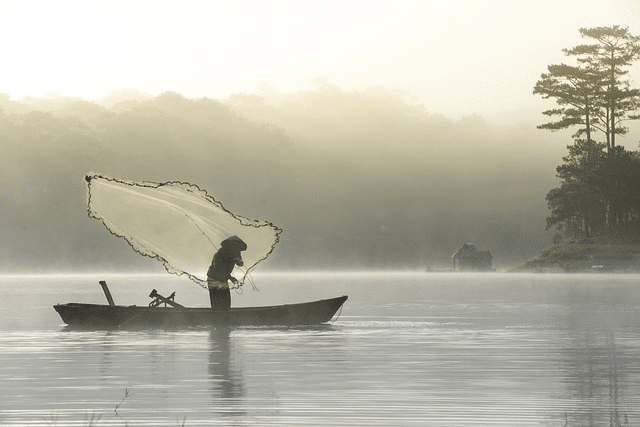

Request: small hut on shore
left=452, top=243, right=492, bottom=272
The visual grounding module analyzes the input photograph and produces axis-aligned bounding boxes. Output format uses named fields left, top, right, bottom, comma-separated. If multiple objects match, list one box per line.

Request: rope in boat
left=245, top=270, right=260, bottom=292
left=330, top=303, right=344, bottom=322
left=118, top=309, right=149, bottom=328
left=232, top=267, right=260, bottom=293
left=118, top=291, right=186, bottom=328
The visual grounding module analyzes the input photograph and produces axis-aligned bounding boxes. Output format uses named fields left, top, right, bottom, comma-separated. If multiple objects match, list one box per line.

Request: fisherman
left=207, top=235, right=247, bottom=310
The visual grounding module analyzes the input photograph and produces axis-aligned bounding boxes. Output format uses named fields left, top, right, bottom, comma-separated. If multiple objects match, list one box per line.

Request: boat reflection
left=208, top=328, right=246, bottom=416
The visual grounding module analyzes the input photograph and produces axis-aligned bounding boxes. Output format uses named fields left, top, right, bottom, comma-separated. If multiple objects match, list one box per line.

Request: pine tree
left=559, top=26, right=640, bottom=150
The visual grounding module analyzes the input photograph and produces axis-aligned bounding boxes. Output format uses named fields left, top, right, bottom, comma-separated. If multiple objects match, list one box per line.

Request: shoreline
left=510, top=238, right=640, bottom=273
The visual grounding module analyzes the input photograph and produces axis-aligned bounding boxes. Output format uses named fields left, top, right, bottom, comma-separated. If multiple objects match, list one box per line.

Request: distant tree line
left=1, top=86, right=564, bottom=272
left=534, top=26, right=640, bottom=242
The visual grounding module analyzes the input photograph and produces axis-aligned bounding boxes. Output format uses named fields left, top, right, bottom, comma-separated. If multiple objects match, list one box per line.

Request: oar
left=99, top=281, right=116, bottom=306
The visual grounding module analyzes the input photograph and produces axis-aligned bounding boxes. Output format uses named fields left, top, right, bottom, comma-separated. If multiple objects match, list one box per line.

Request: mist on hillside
left=0, top=87, right=573, bottom=273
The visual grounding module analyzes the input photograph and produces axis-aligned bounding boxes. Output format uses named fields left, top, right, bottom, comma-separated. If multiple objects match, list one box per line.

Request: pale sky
left=0, top=0, right=638, bottom=119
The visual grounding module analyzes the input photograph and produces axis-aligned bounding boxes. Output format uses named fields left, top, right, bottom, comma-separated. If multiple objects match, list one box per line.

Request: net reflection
left=208, top=327, right=246, bottom=416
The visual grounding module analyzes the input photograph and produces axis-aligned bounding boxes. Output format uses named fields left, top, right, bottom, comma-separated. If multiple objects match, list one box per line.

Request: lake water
left=2, top=272, right=640, bottom=426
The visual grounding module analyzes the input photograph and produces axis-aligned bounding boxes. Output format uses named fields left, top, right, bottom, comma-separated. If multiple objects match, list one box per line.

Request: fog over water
left=0, top=1, right=639, bottom=273
left=1, top=85, right=640, bottom=273
left=1, top=88, right=575, bottom=273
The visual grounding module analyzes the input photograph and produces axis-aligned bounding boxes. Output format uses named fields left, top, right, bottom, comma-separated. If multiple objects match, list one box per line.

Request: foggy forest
left=1, top=85, right=580, bottom=273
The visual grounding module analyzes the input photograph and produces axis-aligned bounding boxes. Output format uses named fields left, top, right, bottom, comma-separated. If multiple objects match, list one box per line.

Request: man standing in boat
left=207, top=236, right=247, bottom=310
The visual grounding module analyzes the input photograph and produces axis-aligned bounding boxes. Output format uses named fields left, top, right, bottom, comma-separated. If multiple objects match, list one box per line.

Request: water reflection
left=97, top=331, right=115, bottom=378
left=563, top=320, right=640, bottom=426
left=5, top=273, right=640, bottom=425
left=208, top=328, right=246, bottom=416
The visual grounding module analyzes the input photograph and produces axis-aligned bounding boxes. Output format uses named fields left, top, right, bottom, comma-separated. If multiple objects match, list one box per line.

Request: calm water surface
left=1, top=272, right=640, bottom=426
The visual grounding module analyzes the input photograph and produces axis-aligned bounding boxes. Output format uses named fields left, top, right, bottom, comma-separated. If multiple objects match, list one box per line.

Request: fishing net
left=85, top=173, right=281, bottom=288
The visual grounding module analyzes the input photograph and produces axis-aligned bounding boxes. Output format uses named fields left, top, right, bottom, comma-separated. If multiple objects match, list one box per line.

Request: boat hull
left=54, top=295, right=348, bottom=327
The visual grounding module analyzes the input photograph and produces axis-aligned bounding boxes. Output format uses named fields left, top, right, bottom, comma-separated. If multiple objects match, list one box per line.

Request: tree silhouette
left=537, top=26, right=640, bottom=241
left=535, top=26, right=640, bottom=151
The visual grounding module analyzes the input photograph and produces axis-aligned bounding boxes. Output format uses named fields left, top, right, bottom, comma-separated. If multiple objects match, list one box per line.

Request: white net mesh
left=86, top=173, right=281, bottom=288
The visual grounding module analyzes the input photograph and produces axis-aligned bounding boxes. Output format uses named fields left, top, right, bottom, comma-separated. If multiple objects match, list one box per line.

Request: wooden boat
left=54, top=282, right=348, bottom=328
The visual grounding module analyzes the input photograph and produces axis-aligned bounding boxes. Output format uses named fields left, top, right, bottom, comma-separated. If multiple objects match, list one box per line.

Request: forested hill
left=1, top=88, right=565, bottom=273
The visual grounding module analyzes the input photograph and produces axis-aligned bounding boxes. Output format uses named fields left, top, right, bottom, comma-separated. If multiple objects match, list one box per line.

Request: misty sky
left=1, top=0, right=638, bottom=120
